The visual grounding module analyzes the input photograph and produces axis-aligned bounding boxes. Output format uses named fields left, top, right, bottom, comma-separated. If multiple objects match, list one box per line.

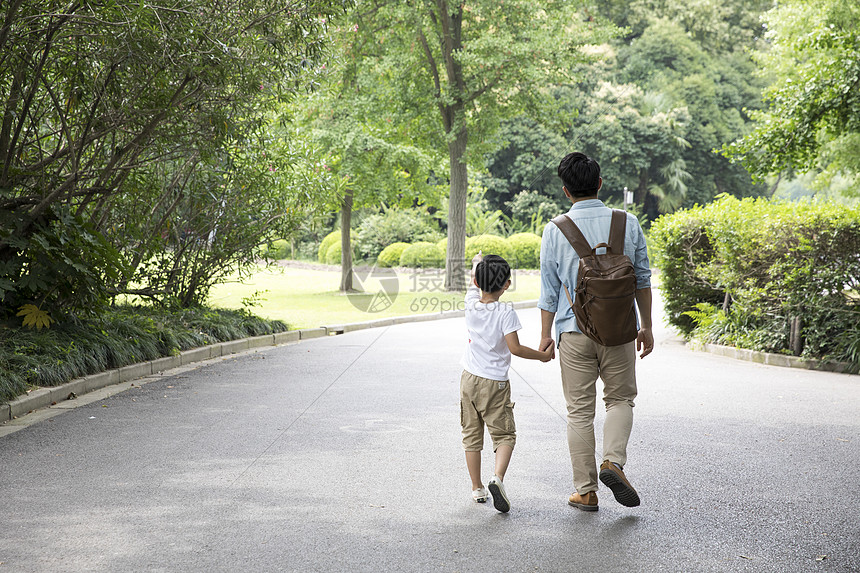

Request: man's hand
left=636, top=328, right=654, bottom=358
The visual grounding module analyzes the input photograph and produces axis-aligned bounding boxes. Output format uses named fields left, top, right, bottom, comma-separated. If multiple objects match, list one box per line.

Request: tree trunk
left=340, top=188, right=354, bottom=292
left=436, top=1, right=468, bottom=292
left=445, top=127, right=468, bottom=291
left=634, top=169, right=648, bottom=206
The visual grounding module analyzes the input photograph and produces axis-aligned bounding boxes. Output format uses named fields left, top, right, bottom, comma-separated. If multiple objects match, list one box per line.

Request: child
left=460, top=252, right=554, bottom=513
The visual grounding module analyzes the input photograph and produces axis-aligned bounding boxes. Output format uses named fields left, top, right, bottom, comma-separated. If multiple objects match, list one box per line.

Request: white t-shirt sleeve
left=465, top=284, right=480, bottom=305
left=502, top=308, right=522, bottom=336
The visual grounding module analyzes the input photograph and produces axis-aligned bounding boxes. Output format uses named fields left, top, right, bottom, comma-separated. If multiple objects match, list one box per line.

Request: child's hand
left=540, top=341, right=555, bottom=362
left=471, top=250, right=483, bottom=267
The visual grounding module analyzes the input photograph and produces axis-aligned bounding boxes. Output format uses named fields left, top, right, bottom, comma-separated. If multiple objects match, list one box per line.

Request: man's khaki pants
left=559, top=331, right=637, bottom=494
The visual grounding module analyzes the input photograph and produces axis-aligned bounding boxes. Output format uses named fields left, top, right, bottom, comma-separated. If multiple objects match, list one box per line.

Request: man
left=538, top=152, right=653, bottom=511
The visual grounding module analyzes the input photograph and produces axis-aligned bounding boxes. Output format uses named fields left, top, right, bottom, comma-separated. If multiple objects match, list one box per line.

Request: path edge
left=1, top=301, right=537, bottom=423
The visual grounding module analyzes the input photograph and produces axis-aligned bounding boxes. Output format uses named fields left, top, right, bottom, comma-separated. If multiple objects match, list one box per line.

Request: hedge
left=324, top=241, right=343, bottom=265
left=507, top=232, right=542, bottom=269
left=377, top=242, right=410, bottom=268
left=650, top=195, right=860, bottom=368
left=400, top=242, right=444, bottom=268
left=317, top=230, right=341, bottom=263
left=267, top=239, right=290, bottom=259
left=465, top=235, right=514, bottom=265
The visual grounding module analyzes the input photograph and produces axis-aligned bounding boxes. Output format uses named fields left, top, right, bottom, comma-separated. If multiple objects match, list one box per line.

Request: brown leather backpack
left=551, top=210, right=638, bottom=346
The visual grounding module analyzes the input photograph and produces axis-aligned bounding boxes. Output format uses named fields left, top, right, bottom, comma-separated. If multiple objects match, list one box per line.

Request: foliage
left=355, top=208, right=443, bottom=260
left=723, top=0, right=860, bottom=192
left=399, top=242, right=444, bottom=268
left=484, top=0, right=771, bottom=223
left=350, top=0, right=615, bottom=289
left=483, top=116, right=570, bottom=209
left=325, top=242, right=344, bottom=266
left=507, top=233, right=543, bottom=269
left=377, top=242, right=411, bottom=268
left=465, top=235, right=515, bottom=266
left=505, top=191, right=566, bottom=234
left=0, top=305, right=287, bottom=403
left=0, top=0, right=348, bottom=314
left=297, top=15, right=438, bottom=290
left=652, top=195, right=860, bottom=368
left=318, top=231, right=342, bottom=263
left=265, top=240, right=291, bottom=260
left=0, top=205, right=122, bottom=321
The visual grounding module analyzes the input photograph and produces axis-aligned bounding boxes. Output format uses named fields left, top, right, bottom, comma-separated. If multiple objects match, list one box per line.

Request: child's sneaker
left=472, top=487, right=489, bottom=503
left=487, top=475, right=510, bottom=513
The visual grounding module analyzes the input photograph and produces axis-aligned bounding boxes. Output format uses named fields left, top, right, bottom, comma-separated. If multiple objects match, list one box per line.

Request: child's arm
left=470, top=250, right=482, bottom=287
left=505, top=330, right=553, bottom=362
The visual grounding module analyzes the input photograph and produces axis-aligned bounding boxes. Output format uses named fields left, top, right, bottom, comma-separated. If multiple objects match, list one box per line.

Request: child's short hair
left=475, top=254, right=511, bottom=293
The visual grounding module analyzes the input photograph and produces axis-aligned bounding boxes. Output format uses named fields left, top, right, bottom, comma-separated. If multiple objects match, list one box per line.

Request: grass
left=0, top=306, right=286, bottom=403
left=2, top=262, right=540, bottom=404
left=207, top=262, right=542, bottom=330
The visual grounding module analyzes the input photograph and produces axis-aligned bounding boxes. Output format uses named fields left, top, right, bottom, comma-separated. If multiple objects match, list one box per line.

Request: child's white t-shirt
left=461, top=285, right=522, bottom=381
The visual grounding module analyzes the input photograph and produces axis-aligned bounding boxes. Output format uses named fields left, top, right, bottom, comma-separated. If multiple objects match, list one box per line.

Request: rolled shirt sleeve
left=538, top=222, right=560, bottom=313
left=628, top=215, right=652, bottom=290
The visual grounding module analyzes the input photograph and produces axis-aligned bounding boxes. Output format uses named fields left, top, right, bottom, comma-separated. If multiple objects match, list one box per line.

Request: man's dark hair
left=558, top=152, right=601, bottom=198
left=475, top=254, right=511, bottom=293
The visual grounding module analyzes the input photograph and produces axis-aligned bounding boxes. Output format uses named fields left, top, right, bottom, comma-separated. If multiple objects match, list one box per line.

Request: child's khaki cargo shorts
left=460, top=370, right=516, bottom=452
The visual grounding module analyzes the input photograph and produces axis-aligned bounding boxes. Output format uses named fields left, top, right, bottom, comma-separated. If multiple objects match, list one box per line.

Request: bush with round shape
left=507, top=233, right=542, bottom=268
left=465, top=235, right=514, bottom=265
left=377, top=242, right=411, bottom=268
left=324, top=242, right=342, bottom=265
left=267, top=239, right=290, bottom=260
left=355, top=208, right=443, bottom=259
left=399, top=242, right=444, bottom=268
left=317, top=230, right=341, bottom=263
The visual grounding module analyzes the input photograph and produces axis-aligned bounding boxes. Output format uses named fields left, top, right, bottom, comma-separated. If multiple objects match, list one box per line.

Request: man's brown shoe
left=568, top=491, right=598, bottom=512
left=599, top=460, right=640, bottom=507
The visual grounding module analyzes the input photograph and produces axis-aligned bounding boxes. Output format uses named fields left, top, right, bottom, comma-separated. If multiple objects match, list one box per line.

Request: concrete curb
left=690, top=341, right=855, bottom=374
left=1, top=301, right=541, bottom=424
left=1, top=327, right=329, bottom=423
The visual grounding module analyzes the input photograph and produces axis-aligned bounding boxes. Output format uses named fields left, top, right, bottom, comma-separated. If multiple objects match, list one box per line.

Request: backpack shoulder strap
left=551, top=214, right=591, bottom=258
left=608, top=210, right=627, bottom=255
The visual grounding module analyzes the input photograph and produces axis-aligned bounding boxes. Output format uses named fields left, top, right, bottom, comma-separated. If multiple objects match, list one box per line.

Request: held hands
left=637, top=328, right=654, bottom=358
left=539, top=337, right=556, bottom=361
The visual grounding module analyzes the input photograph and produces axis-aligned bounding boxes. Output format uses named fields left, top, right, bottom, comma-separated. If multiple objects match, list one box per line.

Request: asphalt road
left=1, top=296, right=859, bottom=572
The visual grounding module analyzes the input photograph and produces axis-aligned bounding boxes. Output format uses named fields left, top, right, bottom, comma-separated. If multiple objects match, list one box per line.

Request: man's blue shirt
left=538, top=199, right=651, bottom=338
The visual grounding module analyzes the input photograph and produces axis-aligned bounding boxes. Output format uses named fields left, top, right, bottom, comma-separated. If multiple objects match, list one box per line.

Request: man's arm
left=635, top=287, right=653, bottom=358
left=540, top=309, right=556, bottom=357
left=538, top=224, right=559, bottom=356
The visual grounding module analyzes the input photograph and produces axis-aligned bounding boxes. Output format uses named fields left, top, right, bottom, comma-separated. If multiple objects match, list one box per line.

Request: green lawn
left=207, top=263, right=541, bottom=330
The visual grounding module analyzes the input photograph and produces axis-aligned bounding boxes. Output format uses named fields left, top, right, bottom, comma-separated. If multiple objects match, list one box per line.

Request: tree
left=485, top=0, right=772, bottom=223
left=352, top=1, right=614, bottom=290
left=0, top=0, right=350, bottom=315
left=723, top=0, right=860, bottom=192
left=299, top=20, right=436, bottom=292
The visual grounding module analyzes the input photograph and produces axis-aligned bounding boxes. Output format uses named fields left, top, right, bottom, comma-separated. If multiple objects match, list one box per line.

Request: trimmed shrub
left=651, top=195, right=860, bottom=368
left=378, top=242, right=410, bottom=268
left=436, top=237, right=447, bottom=252
left=317, top=230, right=341, bottom=263
left=465, top=235, right=514, bottom=264
left=507, top=232, right=542, bottom=269
left=355, top=208, right=443, bottom=259
left=400, top=241, right=445, bottom=268
left=324, top=242, right=342, bottom=265
left=267, top=239, right=290, bottom=259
